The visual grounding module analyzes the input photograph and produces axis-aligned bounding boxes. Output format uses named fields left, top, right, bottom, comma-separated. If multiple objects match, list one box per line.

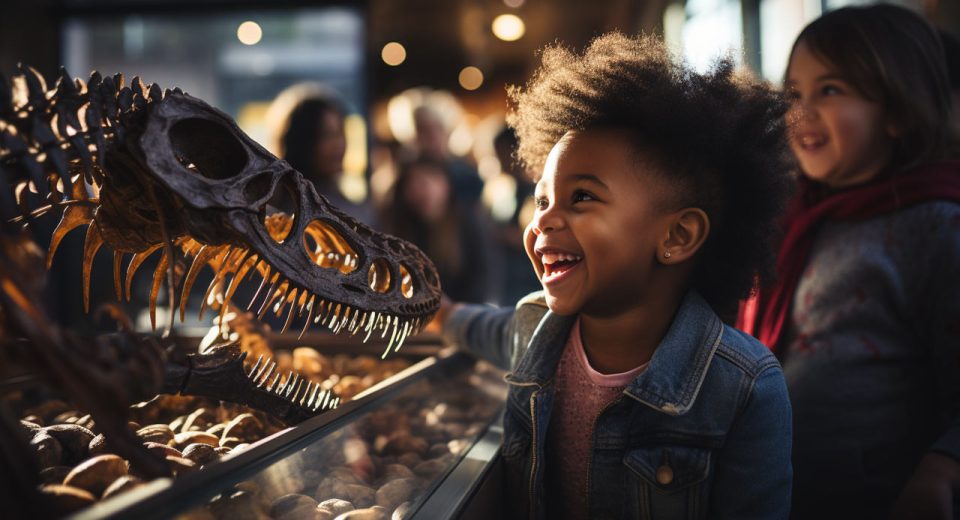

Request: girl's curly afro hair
left=507, top=32, right=795, bottom=316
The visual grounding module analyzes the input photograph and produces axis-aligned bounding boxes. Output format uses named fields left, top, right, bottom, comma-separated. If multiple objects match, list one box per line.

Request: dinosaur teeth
left=267, top=371, right=282, bottom=393
left=81, top=221, right=104, bottom=314
left=255, top=273, right=282, bottom=318
left=379, top=314, right=390, bottom=339
left=299, top=295, right=316, bottom=340
left=353, top=312, right=368, bottom=336
left=257, top=361, right=277, bottom=387
left=198, top=246, right=238, bottom=320
left=279, top=288, right=300, bottom=335
left=307, top=384, right=321, bottom=408
left=258, top=279, right=287, bottom=320
left=148, top=247, right=171, bottom=330
left=382, top=316, right=398, bottom=359
left=241, top=355, right=341, bottom=415
left=363, top=311, right=378, bottom=343
left=180, top=245, right=220, bottom=322
left=313, top=299, right=327, bottom=324
left=246, top=264, right=273, bottom=311
left=396, top=320, right=411, bottom=353
left=294, top=378, right=307, bottom=401
left=47, top=203, right=95, bottom=269
left=338, top=307, right=353, bottom=334
left=346, top=305, right=357, bottom=329
left=219, top=252, right=256, bottom=323
left=291, top=378, right=306, bottom=402
left=248, top=354, right=265, bottom=379
left=283, top=372, right=299, bottom=395
left=117, top=243, right=157, bottom=302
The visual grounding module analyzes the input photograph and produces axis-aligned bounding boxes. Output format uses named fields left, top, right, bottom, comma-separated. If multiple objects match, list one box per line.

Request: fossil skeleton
left=0, top=65, right=442, bottom=514
left=1, top=65, right=441, bottom=352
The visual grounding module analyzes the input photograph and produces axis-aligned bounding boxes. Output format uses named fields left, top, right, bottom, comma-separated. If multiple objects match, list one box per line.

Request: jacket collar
left=506, top=291, right=723, bottom=416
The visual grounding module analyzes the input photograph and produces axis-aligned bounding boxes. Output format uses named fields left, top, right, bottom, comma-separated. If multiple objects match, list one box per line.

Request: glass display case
left=73, top=347, right=507, bottom=520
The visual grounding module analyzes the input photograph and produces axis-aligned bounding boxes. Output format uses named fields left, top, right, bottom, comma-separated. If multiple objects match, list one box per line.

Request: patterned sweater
left=780, top=200, right=960, bottom=518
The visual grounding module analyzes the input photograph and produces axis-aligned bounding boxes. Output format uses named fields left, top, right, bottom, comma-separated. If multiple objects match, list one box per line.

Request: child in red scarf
left=738, top=5, right=960, bottom=518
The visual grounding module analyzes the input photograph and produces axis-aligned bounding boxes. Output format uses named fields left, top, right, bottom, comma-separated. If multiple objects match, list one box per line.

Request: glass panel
left=176, top=360, right=506, bottom=519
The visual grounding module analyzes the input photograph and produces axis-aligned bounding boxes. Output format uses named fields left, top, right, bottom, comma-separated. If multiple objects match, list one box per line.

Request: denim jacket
left=443, top=291, right=792, bottom=519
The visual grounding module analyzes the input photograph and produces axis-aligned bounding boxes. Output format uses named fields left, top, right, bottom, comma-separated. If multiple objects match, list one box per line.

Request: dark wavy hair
left=507, top=32, right=795, bottom=315
left=789, top=4, right=958, bottom=170
left=278, top=94, right=345, bottom=179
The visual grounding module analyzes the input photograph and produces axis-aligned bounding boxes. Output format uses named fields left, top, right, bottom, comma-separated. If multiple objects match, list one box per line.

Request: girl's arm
left=435, top=295, right=518, bottom=371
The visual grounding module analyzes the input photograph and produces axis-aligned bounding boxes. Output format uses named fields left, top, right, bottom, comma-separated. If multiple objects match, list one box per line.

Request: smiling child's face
left=523, top=128, right=674, bottom=317
left=785, top=40, right=894, bottom=188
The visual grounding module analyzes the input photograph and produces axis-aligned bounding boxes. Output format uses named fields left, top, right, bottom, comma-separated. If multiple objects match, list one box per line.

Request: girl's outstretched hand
left=890, top=452, right=960, bottom=520
left=425, top=293, right=461, bottom=334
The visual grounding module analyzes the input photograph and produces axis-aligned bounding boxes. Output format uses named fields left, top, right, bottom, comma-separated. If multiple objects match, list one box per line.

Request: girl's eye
left=820, top=84, right=842, bottom=96
left=785, top=89, right=800, bottom=103
left=572, top=190, right=595, bottom=203
left=534, top=196, right=549, bottom=210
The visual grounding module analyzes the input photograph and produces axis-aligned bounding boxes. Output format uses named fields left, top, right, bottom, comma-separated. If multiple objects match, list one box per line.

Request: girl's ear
left=659, top=208, right=710, bottom=265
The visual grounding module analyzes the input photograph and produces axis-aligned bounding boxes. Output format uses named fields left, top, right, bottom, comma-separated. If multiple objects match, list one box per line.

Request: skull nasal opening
left=170, top=117, right=248, bottom=180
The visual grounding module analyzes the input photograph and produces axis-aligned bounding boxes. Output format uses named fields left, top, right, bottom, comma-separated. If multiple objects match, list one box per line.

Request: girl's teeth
left=541, top=252, right=582, bottom=264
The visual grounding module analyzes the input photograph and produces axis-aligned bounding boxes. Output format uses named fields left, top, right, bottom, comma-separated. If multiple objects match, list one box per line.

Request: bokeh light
left=503, top=0, right=525, bottom=7
left=458, top=66, right=484, bottom=91
left=492, top=14, right=525, bottom=41
left=381, top=42, right=407, bottom=66
left=236, top=21, right=263, bottom=45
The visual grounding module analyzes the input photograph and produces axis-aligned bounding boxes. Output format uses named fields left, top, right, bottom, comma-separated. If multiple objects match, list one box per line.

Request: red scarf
left=737, top=160, right=960, bottom=351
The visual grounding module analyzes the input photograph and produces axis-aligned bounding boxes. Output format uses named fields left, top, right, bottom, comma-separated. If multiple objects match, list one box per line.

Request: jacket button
left=656, top=464, right=674, bottom=485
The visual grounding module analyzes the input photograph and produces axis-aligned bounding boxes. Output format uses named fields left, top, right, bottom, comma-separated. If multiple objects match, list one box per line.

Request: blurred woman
left=269, top=84, right=378, bottom=227
left=382, top=157, right=494, bottom=304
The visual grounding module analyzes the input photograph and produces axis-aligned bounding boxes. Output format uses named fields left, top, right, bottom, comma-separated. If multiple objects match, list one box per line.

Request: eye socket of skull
left=302, top=219, right=359, bottom=274
left=169, top=117, right=248, bottom=180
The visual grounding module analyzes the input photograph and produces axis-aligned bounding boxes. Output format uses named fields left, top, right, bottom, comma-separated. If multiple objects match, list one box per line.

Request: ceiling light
left=492, top=14, right=525, bottom=42
left=237, top=21, right=262, bottom=46
left=381, top=42, right=407, bottom=66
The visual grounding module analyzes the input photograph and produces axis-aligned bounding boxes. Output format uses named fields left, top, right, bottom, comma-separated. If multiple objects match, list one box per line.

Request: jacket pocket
left=623, top=445, right=712, bottom=520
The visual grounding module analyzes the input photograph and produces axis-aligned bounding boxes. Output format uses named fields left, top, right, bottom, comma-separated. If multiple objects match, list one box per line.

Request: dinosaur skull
left=92, top=91, right=440, bottom=346
left=0, top=67, right=440, bottom=351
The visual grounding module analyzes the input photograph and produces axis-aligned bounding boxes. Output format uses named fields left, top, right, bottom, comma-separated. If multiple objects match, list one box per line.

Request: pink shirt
left=545, top=318, right=648, bottom=519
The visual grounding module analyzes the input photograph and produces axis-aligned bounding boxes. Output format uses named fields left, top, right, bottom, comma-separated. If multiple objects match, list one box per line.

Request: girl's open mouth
left=796, top=132, right=827, bottom=151
left=541, top=252, right=583, bottom=284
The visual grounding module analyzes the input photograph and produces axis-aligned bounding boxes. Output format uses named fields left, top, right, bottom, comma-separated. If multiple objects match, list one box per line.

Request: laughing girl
left=439, top=33, right=795, bottom=519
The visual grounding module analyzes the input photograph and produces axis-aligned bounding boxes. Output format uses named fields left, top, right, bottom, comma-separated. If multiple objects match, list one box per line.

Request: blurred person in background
left=381, top=156, right=494, bottom=304
left=739, top=6, right=960, bottom=518
left=268, top=83, right=379, bottom=228
left=490, top=126, right=540, bottom=305
left=412, top=104, right=484, bottom=207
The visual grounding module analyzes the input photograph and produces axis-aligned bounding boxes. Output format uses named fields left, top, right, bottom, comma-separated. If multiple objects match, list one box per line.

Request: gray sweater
left=781, top=200, right=960, bottom=518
